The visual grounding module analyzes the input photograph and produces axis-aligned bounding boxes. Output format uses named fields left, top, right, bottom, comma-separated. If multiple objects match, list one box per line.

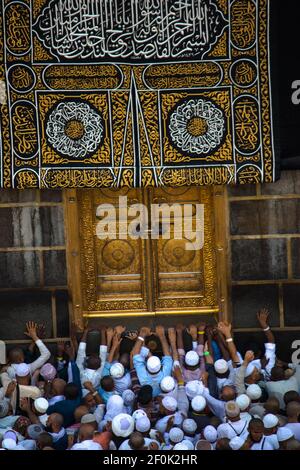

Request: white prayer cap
left=246, top=384, right=262, bottom=400
left=146, top=356, right=161, bottom=374
left=169, top=427, right=184, bottom=443
left=2, top=438, right=17, bottom=450
left=110, top=362, right=125, bottom=379
left=185, top=351, right=199, bottom=367
left=136, top=416, right=151, bottom=433
left=182, top=418, right=197, bottom=434
left=229, top=436, right=245, bottom=450
left=81, top=413, right=97, bottom=424
left=277, top=427, right=294, bottom=442
left=162, top=396, right=177, bottom=412
left=15, top=363, right=30, bottom=377
left=34, top=397, right=49, bottom=414
left=185, top=380, right=204, bottom=399
left=132, top=409, right=148, bottom=421
left=160, top=376, right=176, bottom=393
left=112, top=413, right=134, bottom=438
left=122, top=389, right=135, bottom=405
left=107, top=394, right=124, bottom=409
left=245, top=362, right=261, bottom=378
left=191, top=395, right=206, bottom=412
left=173, top=442, right=189, bottom=450
left=106, top=395, right=124, bottom=418
left=203, top=425, right=218, bottom=443
left=225, top=401, right=240, bottom=419
left=181, top=439, right=194, bottom=450
left=27, top=424, right=44, bottom=440
left=263, top=413, right=279, bottom=429
left=236, top=394, right=251, bottom=411
left=214, top=359, right=228, bottom=374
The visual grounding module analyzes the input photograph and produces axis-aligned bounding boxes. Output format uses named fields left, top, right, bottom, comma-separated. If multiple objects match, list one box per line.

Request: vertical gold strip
left=145, top=188, right=155, bottom=313
left=63, top=189, right=84, bottom=331
left=213, top=186, right=230, bottom=322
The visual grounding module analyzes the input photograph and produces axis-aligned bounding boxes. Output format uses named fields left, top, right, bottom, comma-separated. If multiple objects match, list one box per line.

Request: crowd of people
left=1, top=309, right=300, bottom=451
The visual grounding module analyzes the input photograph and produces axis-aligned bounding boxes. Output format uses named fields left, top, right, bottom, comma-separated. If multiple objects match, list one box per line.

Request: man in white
left=282, top=401, right=300, bottom=441
left=217, top=401, right=249, bottom=440
left=7, top=322, right=50, bottom=379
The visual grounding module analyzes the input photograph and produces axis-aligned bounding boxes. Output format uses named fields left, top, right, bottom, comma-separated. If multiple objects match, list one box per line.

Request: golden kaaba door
left=64, top=187, right=228, bottom=328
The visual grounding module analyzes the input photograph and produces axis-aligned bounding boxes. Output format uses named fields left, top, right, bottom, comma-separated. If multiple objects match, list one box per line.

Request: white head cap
left=122, top=389, right=135, bottom=406
left=162, top=396, right=177, bottom=412
left=229, top=436, right=245, bottom=450
left=132, top=409, right=148, bottom=421
left=181, top=439, right=194, bottom=450
left=160, top=376, right=176, bottom=393
left=185, top=380, right=204, bottom=399
left=169, top=427, right=184, bottom=443
left=263, top=413, right=279, bottom=429
left=191, top=395, right=206, bottom=412
left=146, top=356, right=161, bottom=374
left=110, top=362, right=125, bottom=379
left=173, top=442, right=189, bottom=450
left=246, top=384, right=262, bottom=400
left=236, top=394, right=251, bottom=411
left=2, top=438, right=17, bottom=450
left=203, top=425, right=218, bottom=443
left=15, top=363, right=30, bottom=377
left=112, top=413, right=134, bottom=437
left=136, top=416, right=151, bottom=433
left=277, top=427, right=294, bottom=442
left=185, top=351, right=199, bottom=367
left=34, top=398, right=49, bottom=414
left=214, top=359, right=229, bottom=374
left=182, top=418, right=197, bottom=434
left=245, top=362, right=261, bottom=378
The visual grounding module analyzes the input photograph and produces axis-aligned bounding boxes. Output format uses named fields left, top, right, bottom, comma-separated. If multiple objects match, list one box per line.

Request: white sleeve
left=29, top=340, right=51, bottom=374
left=76, top=342, right=86, bottom=372
left=94, top=404, right=105, bottom=424
left=264, top=343, right=276, bottom=375
left=98, top=345, right=108, bottom=376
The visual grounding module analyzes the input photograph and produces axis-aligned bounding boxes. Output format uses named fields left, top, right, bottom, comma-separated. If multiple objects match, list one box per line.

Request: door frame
left=64, top=187, right=229, bottom=330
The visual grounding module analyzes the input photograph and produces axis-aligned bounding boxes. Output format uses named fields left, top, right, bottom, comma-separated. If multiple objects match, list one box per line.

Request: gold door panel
left=149, top=187, right=217, bottom=311
left=64, top=186, right=228, bottom=327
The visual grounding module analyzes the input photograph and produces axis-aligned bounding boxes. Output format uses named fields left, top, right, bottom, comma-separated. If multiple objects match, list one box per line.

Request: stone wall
left=0, top=190, right=69, bottom=342
left=228, top=171, right=300, bottom=361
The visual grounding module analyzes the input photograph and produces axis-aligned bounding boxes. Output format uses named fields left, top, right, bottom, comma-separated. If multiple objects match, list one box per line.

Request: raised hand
left=155, top=325, right=165, bottom=337
left=139, top=326, right=151, bottom=338
left=257, top=308, right=270, bottom=329
left=217, top=321, right=232, bottom=339
left=244, top=350, right=255, bottom=364
left=187, top=324, right=198, bottom=341
left=64, top=342, right=75, bottom=361
left=5, top=381, right=17, bottom=398
left=114, top=325, right=126, bottom=336
left=24, top=321, right=38, bottom=341
left=168, top=327, right=176, bottom=343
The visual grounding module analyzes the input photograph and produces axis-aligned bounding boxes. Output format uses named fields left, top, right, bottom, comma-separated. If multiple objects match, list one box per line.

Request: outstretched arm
left=24, top=322, right=51, bottom=374
left=217, top=322, right=240, bottom=365
left=257, top=308, right=275, bottom=344
left=155, top=326, right=170, bottom=357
